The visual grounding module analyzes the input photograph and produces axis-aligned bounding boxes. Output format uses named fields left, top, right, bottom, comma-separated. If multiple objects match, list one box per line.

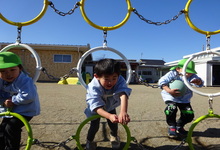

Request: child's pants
left=164, top=101, right=194, bottom=127
left=87, top=109, right=118, bottom=142
left=0, top=116, right=32, bottom=150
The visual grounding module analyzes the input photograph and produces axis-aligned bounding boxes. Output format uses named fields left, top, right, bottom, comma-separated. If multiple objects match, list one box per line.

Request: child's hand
left=168, top=89, right=181, bottom=97
left=4, top=99, right=14, bottom=108
left=118, top=112, right=130, bottom=125
left=190, top=79, right=202, bottom=85
left=163, top=85, right=181, bottom=97
left=109, top=114, right=119, bottom=123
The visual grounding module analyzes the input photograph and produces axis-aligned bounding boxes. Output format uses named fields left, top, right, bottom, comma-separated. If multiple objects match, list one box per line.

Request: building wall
left=195, top=63, right=208, bottom=86
left=138, top=67, right=160, bottom=83
left=10, top=49, right=81, bottom=81
left=165, top=48, right=220, bottom=87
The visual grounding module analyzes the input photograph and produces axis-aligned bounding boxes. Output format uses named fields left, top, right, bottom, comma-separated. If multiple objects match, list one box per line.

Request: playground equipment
left=0, top=0, right=220, bottom=149
left=182, top=50, right=220, bottom=150
left=76, top=46, right=132, bottom=88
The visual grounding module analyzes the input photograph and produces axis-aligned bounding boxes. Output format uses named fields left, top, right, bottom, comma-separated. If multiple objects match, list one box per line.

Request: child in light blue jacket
left=84, top=59, right=131, bottom=150
left=158, top=58, right=203, bottom=138
left=0, top=51, right=40, bottom=150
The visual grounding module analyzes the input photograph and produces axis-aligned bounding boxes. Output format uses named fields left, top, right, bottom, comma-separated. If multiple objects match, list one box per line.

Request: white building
left=165, top=47, right=220, bottom=87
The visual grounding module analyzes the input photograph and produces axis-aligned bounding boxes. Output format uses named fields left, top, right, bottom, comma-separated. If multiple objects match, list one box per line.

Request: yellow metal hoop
left=184, top=0, right=220, bottom=35
left=79, top=0, right=134, bottom=31
left=0, top=0, right=49, bottom=27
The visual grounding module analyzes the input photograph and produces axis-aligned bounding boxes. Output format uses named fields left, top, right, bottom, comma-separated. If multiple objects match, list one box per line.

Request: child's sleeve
left=190, top=74, right=204, bottom=87
left=86, top=79, right=106, bottom=112
left=158, top=71, right=175, bottom=89
left=114, top=76, right=132, bottom=97
left=0, top=80, right=10, bottom=104
left=12, top=77, right=37, bottom=105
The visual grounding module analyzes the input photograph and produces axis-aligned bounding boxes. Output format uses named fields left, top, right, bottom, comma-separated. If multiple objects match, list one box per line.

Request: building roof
left=165, top=47, right=220, bottom=67
left=0, top=42, right=91, bottom=52
left=139, top=59, right=166, bottom=65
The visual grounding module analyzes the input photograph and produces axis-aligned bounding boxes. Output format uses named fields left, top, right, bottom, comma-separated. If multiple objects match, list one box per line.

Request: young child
left=84, top=59, right=132, bottom=150
left=158, top=58, right=203, bottom=138
left=0, top=51, right=40, bottom=150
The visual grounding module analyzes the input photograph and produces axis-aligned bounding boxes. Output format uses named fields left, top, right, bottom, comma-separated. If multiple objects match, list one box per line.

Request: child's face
left=95, top=73, right=119, bottom=89
left=176, top=68, right=193, bottom=78
left=0, top=66, right=21, bottom=82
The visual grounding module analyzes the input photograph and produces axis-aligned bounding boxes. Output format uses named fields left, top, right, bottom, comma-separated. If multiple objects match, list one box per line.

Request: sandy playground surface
left=2, top=83, right=220, bottom=150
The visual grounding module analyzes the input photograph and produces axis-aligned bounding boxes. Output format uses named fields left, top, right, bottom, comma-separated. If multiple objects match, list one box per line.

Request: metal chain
left=16, top=27, right=22, bottom=43
left=209, top=97, right=213, bottom=110
left=49, top=1, right=80, bottom=16
left=136, top=76, right=159, bottom=88
left=41, top=67, right=78, bottom=81
left=171, top=139, right=186, bottom=150
left=131, top=136, right=186, bottom=150
left=206, top=35, right=211, bottom=50
left=103, top=30, right=108, bottom=47
left=32, top=136, right=186, bottom=150
left=60, top=67, right=78, bottom=80
left=131, top=137, right=148, bottom=150
left=33, top=136, right=74, bottom=149
left=133, top=9, right=185, bottom=26
left=41, top=67, right=61, bottom=81
left=208, top=97, right=214, bottom=115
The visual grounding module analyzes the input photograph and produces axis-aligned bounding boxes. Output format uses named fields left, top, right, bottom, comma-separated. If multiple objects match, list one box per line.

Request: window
left=138, top=71, right=142, bottom=75
left=142, top=71, right=152, bottom=75
left=54, top=54, right=72, bottom=63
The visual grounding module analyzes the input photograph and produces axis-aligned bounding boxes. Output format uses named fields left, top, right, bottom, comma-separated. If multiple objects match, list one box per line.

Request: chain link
left=131, top=137, right=148, bottom=150
left=41, top=67, right=60, bottom=81
left=103, top=30, right=108, bottom=46
left=49, top=1, right=80, bottom=16
left=136, top=76, right=159, bottom=88
left=208, top=97, right=214, bottom=114
left=171, top=139, right=186, bottom=150
left=16, top=27, right=22, bottom=43
left=33, top=136, right=74, bottom=149
left=206, top=35, right=211, bottom=50
left=133, top=9, right=185, bottom=26
left=32, top=136, right=186, bottom=150
left=41, top=67, right=78, bottom=81
left=60, top=67, right=78, bottom=80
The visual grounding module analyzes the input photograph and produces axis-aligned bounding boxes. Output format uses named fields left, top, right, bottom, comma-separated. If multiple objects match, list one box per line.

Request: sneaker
left=86, top=140, right=97, bottom=150
left=176, top=126, right=188, bottom=136
left=168, top=126, right=177, bottom=138
left=110, top=134, right=120, bottom=149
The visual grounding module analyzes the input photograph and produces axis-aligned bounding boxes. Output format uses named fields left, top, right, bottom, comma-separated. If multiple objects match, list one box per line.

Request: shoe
left=177, top=126, right=188, bottom=136
left=110, top=134, right=120, bottom=149
left=168, top=126, right=177, bottom=138
left=86, top=140, right=97, bottom=150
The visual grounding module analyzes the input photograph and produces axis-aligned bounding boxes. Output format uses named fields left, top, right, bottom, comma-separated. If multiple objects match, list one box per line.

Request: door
left=213, top=65, right=220, bottom=86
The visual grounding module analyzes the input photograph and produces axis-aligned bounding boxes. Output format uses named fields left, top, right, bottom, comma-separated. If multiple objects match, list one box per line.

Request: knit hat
left=170, top=58, right=197, bottom=74
left=0, top=51, right=22, bottom=69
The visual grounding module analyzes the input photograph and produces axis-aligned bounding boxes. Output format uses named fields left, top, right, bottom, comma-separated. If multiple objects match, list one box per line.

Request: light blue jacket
left=158, top=70, right=203, bottom=103
left=84, top=75, right=132, bottom=117
left=0, top=72, right=40, bottom=117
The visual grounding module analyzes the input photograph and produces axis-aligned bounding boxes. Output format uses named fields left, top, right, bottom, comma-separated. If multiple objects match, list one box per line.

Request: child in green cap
left=0, top=51, right=40, bottom=150
left=158, top=58, right=203, bottom=138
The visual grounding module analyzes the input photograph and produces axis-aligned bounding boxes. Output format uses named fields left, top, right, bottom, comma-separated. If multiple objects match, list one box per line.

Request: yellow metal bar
left=0, top=0, right=49, bottom=27
left=184, top=0, right=220, bottom=35
left=79, top=0, right=134, bottom=31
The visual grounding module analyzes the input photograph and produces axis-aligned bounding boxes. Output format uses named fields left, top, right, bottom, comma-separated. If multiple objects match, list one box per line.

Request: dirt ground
left=2, top=83, right=220, bottom=150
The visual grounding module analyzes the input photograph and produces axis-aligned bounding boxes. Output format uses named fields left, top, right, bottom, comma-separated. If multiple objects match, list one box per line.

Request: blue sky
left=0, top=0, right=220, bottom=62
